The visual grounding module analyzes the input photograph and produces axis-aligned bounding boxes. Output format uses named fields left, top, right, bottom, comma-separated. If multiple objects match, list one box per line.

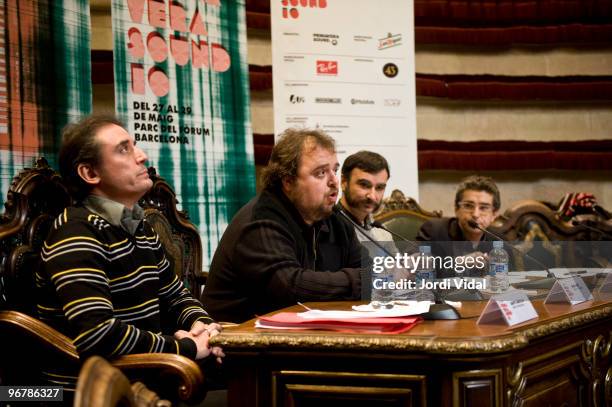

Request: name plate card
left=598, top=272, right=612, bottom=293
left=477, top=291, right=538, bottom=326
left=544, top=276, right=593, bottom=305
left=596, top=272, right=612, bottom=300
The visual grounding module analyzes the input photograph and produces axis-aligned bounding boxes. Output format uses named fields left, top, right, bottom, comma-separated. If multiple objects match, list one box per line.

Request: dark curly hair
left=341, top=150, right=390, bottom=181
left=261, top=128, right=336, bottom=190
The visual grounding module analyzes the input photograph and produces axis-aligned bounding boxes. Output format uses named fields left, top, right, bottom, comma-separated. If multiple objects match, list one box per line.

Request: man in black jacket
left=202, top=128, right=366, bottom=323
left=416, top=175, right=501, bottom=277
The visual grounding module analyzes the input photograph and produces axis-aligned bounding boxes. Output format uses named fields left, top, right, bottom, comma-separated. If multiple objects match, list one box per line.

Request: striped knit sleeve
left=40, top=215, right=197, bottom=359
left=150, top=229, right=214, bottom=329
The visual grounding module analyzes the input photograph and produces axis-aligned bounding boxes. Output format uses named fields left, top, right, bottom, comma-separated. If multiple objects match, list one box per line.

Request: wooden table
left=212, top=300, right=612, bottom=407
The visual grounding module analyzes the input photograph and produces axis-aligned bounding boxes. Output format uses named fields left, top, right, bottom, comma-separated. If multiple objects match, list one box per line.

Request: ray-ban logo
left=316, top=60, right=338, bottom=75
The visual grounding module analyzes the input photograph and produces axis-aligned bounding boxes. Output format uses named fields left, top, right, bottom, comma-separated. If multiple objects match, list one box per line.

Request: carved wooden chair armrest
left=0, top=311, right=205, bottom=403
left=75, top=356, right=171, bottom=407
left=113, top=353, right=205, bottom=402
left=0, top=310, right=78, bottom=359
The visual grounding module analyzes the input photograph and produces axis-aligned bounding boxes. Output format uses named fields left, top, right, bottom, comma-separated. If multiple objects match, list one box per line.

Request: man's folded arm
left=41, top=227, right=199, bottom=360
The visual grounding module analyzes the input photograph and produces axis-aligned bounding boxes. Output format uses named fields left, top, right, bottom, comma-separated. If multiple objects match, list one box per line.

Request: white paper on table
left=254, top=321, right=310, bottom=330
left=353, top=301, right=439, bottom=312
left=443, top=300, right=462, bottom=308
left=480, top=281, right=538, bottom=297
left=549, top=268, right=608, bottom=278
left=508, top=270, right=550, bottom=281
left=298, top=302, right=431, bottom=319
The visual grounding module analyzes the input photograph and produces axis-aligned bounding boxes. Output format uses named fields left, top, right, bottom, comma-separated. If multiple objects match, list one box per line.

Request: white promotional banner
left=271, top=0, right=418, bottom=198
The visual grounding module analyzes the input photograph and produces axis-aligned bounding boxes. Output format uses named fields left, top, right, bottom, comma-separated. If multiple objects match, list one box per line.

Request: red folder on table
left=256, top=312, right=421, bottom=334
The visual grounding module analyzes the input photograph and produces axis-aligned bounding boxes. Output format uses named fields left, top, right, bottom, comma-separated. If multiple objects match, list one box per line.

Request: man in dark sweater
left=202, top=128, right=366, bottom=323
left=37, top=115, right=223, bottom=393
left=416, top=175, right=501, bottom=277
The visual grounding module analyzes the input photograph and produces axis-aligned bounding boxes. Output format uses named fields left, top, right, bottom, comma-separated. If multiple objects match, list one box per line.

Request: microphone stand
left=373, top=220, right=483, bottom=302
left=337, top=206, right=460, bottom=319
left=371, top=218, right=460, bottom=319
left=467, top=220, right=557, bottom=289
left=374, top=219, right=483, bottom=302
left=335, top=207, right=395, bottom=257
left=571, top=220, right=612, bottom=276
left=335, top=207, right=395, bottom=304
left=371, top=221, right=420, bottom=252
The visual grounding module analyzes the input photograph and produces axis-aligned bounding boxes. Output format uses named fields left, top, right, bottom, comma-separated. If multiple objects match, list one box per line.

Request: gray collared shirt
left=83, top=195, right=145, bottom=235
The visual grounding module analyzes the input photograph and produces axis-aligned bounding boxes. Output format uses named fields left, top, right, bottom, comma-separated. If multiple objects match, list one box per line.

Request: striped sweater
left=37, top=206, right=213, bottom=366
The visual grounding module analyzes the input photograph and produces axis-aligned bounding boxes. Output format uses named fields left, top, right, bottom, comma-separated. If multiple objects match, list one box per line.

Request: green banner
left=111, top=0, right=255, bottom=267
left=0, top=0, right=91, bottom=200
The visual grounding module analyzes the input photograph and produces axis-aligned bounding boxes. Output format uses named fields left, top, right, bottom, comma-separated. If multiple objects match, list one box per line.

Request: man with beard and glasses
left=336, top=151, right=394, bottom=247
left=202, top=128, right=367, bottom=323
left=416, top=175, right=501, bottom=277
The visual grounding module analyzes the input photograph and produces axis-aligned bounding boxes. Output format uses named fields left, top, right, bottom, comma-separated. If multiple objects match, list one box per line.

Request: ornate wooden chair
left=490, top=200, right=594, bottom=241
left=374, top=189, right=443, bottom=241
left=75, top=356, right=171, bottom=407
left=489, top=199, right=592, bottom=269
left=0, top=158, right=205, bottom=403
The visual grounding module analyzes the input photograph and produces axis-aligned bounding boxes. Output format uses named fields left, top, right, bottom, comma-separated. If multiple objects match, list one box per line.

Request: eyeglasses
left=457, top=201, right=494, bottom=213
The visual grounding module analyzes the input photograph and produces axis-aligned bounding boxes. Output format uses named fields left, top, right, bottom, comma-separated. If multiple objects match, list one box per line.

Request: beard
left=290, top=188, right=338, bottom=224
left=343, top=188, right=381, bottom=214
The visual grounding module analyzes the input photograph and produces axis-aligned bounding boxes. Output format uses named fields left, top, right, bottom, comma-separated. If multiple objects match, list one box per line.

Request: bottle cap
left=493, top=240, right=504, bottom=249
left=419, top=245, right=431, bottom=254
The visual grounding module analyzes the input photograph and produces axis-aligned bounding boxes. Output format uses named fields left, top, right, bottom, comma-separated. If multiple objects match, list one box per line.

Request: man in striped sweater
left=36, top=114, right=223, bottom=392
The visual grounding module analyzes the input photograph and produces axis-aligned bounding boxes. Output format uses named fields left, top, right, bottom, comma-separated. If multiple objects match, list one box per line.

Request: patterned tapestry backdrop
left=0, top=0, right=92, bottom=202
left=111, top=0, right=255, bottom=267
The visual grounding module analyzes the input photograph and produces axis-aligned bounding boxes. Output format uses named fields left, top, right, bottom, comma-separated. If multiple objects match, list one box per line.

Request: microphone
left=334, top=206, right=395, bottom=258
left=371, top=220, right=419, bottom=252
left=467, top=220, right=557, bottom=288
left=334, top=206, right=396, bottom=302
left=336, top=206, right=461, bottom=318
left=571, top=219, right=612, bottom=239
left=371, top=217, right=462, bottom=317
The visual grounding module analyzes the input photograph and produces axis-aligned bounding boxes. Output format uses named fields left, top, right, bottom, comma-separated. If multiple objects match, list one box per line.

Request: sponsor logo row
left=316, top=60, right=398, bottom=78
left=282, top=31, right=403, bottom=51
left=289, top=94, right=401, bottom=107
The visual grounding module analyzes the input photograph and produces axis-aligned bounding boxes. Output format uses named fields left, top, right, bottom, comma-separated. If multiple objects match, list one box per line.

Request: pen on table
left=297, top=302, right=312, bottom=311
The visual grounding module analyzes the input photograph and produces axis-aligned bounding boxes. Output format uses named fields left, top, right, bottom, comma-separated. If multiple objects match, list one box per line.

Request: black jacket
left=202, top=188, right=365, bottom=323
left=416, top=217, right=494, bottom=277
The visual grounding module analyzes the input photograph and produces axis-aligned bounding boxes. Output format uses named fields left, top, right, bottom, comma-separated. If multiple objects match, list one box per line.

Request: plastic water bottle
left=371, top=266, right=394, bottom=308
left=489, top=240, right=509, bottom=292
left=416, top=245, right=436, bottom=301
